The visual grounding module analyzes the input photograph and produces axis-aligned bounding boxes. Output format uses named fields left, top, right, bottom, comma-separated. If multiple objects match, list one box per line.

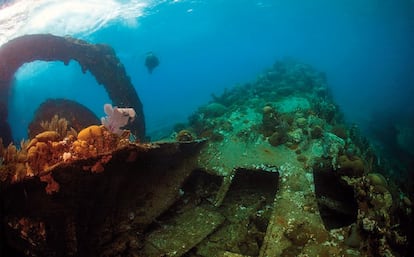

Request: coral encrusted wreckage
left=0, top=58, right=413, bottom=256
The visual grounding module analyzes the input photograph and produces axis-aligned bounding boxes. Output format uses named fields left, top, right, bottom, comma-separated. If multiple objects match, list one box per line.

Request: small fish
left=144, top=51, right=159, bottom=74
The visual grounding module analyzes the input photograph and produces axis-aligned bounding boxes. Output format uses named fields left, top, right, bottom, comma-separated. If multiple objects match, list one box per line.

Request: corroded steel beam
left=0, top=34, right=145, bottom=140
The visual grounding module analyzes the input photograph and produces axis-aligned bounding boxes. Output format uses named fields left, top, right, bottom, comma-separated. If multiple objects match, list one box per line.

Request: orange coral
left=85, top=155, right=113, bottom=173
left=1, top=123, right=132, bottom=191
left=9, top=217, right=46, bottom=245
left=40, top=173, right=60, bottom=194
left=72, top=139, right=96, bottom=158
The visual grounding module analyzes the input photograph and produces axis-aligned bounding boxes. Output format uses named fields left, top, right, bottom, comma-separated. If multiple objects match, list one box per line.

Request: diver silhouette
left=144, top=52, right=159, bottom=74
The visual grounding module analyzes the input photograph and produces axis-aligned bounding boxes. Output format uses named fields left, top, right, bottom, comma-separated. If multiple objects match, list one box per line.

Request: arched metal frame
left=0, top=34, right=145, bottom=140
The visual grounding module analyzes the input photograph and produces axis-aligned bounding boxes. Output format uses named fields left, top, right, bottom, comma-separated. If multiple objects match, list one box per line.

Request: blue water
left=1, top=0, right=414, bottom=143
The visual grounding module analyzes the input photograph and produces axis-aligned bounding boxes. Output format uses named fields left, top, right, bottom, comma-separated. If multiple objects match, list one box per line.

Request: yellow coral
left=77, top=125, right=103, bottom=141
left=35, top=130, right=60, bottom=142
left=27, top=131, right=60, bottom=149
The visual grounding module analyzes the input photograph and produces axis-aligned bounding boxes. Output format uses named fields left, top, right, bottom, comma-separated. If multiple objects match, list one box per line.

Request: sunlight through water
left=0, top=0, right=158, bottom=46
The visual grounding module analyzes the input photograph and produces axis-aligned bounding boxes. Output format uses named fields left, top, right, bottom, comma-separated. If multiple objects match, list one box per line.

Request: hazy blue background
left=2, top=0, right=413, bottom=142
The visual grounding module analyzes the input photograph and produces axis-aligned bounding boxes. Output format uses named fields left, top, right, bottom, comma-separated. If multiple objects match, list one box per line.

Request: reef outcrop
left=0, top=34, right=145, bottom=140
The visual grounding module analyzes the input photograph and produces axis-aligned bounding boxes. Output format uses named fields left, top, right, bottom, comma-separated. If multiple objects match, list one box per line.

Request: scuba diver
left=144, top=51, right=159, bottom=74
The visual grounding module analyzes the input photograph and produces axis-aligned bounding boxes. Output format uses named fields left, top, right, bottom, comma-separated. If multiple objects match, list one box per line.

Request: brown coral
left=176, top=130, right=194, bottom=142
left=337, top=155, right=365, bottom=177
left=27, top=142, right=52, bottom=175
left=310, top=125, right=323, bottom=139
left=39, top=115, right=77, bottom=139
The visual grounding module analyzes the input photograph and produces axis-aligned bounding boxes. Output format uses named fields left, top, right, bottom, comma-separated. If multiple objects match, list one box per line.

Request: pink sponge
left=101, top=104, right=136, bottom=135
